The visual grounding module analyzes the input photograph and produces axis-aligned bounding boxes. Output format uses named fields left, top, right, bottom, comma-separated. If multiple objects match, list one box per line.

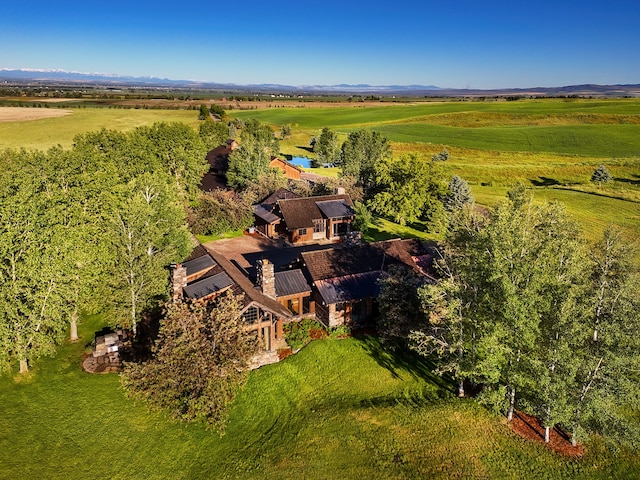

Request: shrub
left=284, top=318, right=325, bottom=350
left=328, top=325, right=351, bottom=339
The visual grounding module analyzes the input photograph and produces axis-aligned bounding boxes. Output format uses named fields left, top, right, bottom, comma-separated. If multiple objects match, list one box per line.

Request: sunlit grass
left=0, top=108, right=200, bottom=150
left=2, top=316, right=640, bottom=479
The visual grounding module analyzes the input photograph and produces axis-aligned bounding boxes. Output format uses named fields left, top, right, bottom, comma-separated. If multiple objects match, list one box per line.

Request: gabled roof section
left=316, top=199, right=356, bottom=219
left=207, top=250, right=293, bottom=319
left=182, top=255, right=216, bottom=278
left=275, top=269, right=312, bottom=298
left=259, top=188, right=301, bottom=207
left=253, top=204, right=281, bottom=224
left=184, top=272, right=234, bottom=299
left=277, top=194, right=353, bottom=230
left=301, top=238, right=436, bottom=282
left=270, top=157, right=302, bottom=172
left=315, top=271, right=383, bottom=304
left=178, top=243, right=293, bottom=319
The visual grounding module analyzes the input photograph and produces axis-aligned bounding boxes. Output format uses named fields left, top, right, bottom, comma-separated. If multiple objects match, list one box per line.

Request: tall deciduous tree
left=227, top=119, right=280, bottom=190
left=199, top=119, right=229, bottom=151
left=0, top=150, right=70, bottom=373
left=568, top=227, right=640, bottom=448
left=368, top=154, right=447, bottom=229
left=377, top=266, right=428, bottom=350
left=108, top=173, right=192, bottom=336
left=340, top=129, right=391, bottom=193
left=133, top=122, right=209, bottom=202
left=313, top=127, right=341, bottom=167
left=121, top=292, right=257, bottom=431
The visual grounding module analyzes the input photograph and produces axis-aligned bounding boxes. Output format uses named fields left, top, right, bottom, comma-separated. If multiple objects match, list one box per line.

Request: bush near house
left=283, top=318, right=327, bottom=350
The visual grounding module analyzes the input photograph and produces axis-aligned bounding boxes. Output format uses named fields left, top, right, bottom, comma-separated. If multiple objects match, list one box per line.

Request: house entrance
left=260, top=326, right=271, bottom=351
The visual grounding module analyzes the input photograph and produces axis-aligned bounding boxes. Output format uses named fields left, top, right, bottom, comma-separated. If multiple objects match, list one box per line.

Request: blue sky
left=2, top=0, right=639, bottom=89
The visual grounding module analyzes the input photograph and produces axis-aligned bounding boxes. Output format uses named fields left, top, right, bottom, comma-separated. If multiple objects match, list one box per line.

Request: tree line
left=0, top=122, right=214, bottom=373
left=378, top=186, right=640, bottom=449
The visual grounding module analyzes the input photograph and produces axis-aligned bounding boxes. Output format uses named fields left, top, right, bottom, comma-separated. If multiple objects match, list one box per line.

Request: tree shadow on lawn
left=354, top=335, right=455, bottom=397
left=295, top=146, right=314, bottom=154
left=614, top=174, right=640, bottom=186
left=530, top=176, right=560, bottom=187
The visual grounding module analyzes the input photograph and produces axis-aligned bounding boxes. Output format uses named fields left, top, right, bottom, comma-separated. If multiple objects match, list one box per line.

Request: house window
left=313, top=219, right=323, bottom=233
left=298, top=228, right=307, bottom=236
left=333, top=222, right=349, bottom=236
left=243, top=306, right=259, bottom=324
left=287, top=298, right=300, bottom=315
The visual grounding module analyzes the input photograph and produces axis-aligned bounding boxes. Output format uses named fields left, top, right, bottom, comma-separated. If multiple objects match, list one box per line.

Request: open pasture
left=0, top=107, right=199, bottom=151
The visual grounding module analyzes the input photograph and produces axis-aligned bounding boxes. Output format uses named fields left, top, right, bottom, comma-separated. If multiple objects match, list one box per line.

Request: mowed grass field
left=1, top=315, right=639, bottom=480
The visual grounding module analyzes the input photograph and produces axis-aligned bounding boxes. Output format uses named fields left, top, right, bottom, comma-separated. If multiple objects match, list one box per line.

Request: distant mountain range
left=1, top=69, right=639, bottom=97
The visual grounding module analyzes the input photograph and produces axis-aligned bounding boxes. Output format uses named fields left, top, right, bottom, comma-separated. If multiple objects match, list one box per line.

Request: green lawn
left=1, top=315, right=639, bottom=479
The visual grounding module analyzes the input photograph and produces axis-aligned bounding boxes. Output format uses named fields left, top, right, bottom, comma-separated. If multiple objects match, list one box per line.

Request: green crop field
left=235, top=99, right=640, bottom=243
left=1, top=98, right=638, bottom=242
left=1, top=315, right=639, bottom=479
left=0, top=107, right=199, bottom=151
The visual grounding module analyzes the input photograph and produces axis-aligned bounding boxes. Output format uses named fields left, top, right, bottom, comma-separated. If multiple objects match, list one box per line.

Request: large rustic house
left=253, top=190, right=356, bottom=245
left=252, top=188, right=301, bottom=238
left=170, top=244, right=293, bottom=362
left=298, top=238, right=436, bottom=327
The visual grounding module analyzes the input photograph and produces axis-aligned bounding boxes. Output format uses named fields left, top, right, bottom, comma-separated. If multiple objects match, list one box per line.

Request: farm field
left=0, top=99, right=638, bottom=242
left=1, top=315, right=639, bottom=480
left=0, top=107, right=199, bottom=150
left=236, top=99, right=640, bottom=243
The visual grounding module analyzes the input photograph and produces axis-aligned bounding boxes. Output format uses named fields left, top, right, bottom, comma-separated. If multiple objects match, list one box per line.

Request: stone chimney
left=170, top=263, right=188, bottom=302
left=256, top=258, right=276, bottom=299
left=335, top=187, right=346, bottom=195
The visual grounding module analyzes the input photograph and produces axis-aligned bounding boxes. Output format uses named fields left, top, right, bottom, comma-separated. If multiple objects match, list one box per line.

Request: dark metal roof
left=316, top=199, right=355, bottom=219
left=182, top=255, right=216, bottom=277
left=277, top=194, right=354, bottom=230
left=253, top=204, right=281, bottom=224
left=315, top=271, right=384, bottom=304
left=183, top=272, right=234, bottom=299
left=301, top=238, right=436, bottom=281
left=275, top=269, right=311, bottom=298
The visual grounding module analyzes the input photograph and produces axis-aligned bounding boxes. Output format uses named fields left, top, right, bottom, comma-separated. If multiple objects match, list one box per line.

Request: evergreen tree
left=443, top=175, right=474, bottom=212
left=591, top=165, right=612, bottom=185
